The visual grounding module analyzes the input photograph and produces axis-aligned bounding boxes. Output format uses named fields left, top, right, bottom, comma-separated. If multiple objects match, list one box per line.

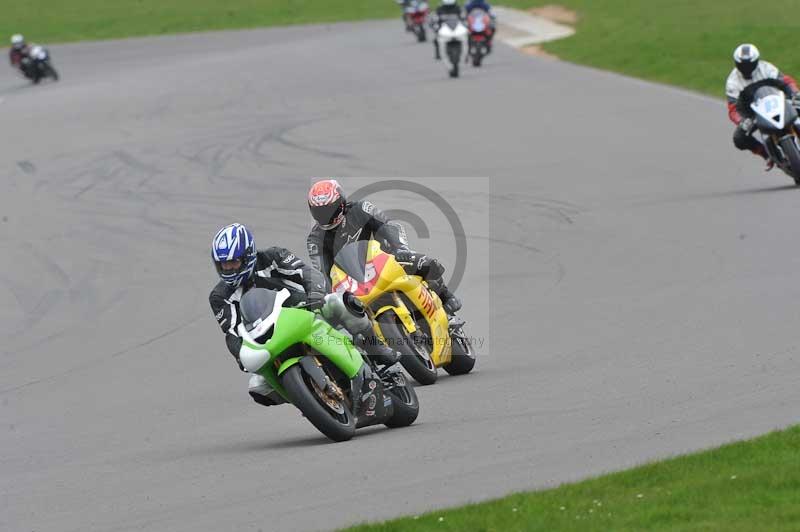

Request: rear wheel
left=281, top=364, right=355, bottom=442
left=472, top=52, right=483, bottom=67
left=378, top=314, right=438, bottom=385
left=416, top=26, right=427, bottom=42
left=384, top=373, right=419, bottom=428
left=443, top=326, right=476, bottom=376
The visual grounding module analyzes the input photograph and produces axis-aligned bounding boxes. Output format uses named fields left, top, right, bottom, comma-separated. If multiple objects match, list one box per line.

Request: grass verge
left=345, top=425, right=800, bottom=531
left=534, top=0, right=800, bottom=98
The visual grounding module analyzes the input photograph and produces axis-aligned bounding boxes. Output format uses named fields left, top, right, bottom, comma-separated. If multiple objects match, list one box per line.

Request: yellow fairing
left=330, top=241, right=452, bottom=367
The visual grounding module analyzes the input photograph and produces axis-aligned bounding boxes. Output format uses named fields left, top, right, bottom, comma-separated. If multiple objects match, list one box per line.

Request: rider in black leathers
left=305, top=180, right=463, bottom=315
left=209, top=224, right=399, bottom=408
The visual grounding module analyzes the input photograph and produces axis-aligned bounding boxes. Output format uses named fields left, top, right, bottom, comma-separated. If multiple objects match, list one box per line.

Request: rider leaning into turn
left=726, top=43, right=799, bottom=169
left=209, top=223, right=399, bottom=408
left=9, top=34, right=30, bottom=70
left=432, top=0, right=464, bottom=60
left=305, top=179, right=463, bottom=315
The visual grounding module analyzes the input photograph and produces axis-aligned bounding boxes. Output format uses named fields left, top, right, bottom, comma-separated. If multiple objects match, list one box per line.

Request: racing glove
left=739, top=117, right=755, bottom=133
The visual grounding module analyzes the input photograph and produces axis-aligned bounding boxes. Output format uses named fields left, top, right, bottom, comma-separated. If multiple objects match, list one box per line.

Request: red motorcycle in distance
left=466, top=8, right=494, bottom=67
left=403, top=0, right=430, bottom=42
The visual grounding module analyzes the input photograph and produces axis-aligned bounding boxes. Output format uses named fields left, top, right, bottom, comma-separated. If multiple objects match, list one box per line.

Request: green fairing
left=255, top=308, right=364, bottom=399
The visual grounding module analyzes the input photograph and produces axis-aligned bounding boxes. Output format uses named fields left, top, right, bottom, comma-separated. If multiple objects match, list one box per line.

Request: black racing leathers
left=306, top=200, right=408, bottom=281
left=209, top=247, right=326, bottom=367
left=306, top=199, right=461, bottom=313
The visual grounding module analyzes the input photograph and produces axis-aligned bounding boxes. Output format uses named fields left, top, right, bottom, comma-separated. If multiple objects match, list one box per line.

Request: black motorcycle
left=737, top=78, right=800, bottom=183
left=22, top=45, right=59, bottom=84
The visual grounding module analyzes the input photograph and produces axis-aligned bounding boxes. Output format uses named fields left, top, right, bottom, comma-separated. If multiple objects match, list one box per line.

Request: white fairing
left=438, top=20, right=468, bottom=71
left=236, top=288, right=291, bottom=372
left=752, top=92, right=786, bottom=130
left=30, top=46, right=47, bottom=60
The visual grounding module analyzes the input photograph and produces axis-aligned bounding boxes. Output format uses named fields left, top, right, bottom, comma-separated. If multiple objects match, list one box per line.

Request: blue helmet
left=211, top=223, right=257, bottom=288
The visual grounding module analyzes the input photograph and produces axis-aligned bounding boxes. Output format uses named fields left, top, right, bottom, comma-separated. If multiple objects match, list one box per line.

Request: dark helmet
left=733, top=43, right=760, bottom=79
left=308, top=179, right=347, bottom=230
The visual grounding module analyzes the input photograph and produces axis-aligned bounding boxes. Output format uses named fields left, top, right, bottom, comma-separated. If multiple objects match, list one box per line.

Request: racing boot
left=248, top=374, right=287, bottom=407
left=434, top=42, right=441, bottom=60
left=355, top=327, right=401, bottom=368
left=753, top=145, right=774, bottom=171
left=427, top=278, right=462, bottom=314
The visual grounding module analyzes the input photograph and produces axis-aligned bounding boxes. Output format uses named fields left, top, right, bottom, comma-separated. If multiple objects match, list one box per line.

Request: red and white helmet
left=308, top=179, right=347, bottom=230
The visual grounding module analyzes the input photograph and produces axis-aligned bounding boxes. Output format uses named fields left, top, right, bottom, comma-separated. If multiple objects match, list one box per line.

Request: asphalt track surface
left=3, top=20, right=800, bottom=532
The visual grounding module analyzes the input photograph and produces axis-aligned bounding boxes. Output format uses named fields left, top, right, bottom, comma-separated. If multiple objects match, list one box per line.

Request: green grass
left=345, top=425, right=800, bottom=531
left=535, top=0, right=800, bottom=98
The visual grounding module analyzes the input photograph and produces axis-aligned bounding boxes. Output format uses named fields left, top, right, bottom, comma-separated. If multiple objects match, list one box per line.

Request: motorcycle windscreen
left=333, top=241, right=370, bottom=283
left=469, top=10, right=487, bottom=31
left=751, top=87, right=787, bottom=130
left=240, top=288, right=280, bottom=332
left=442, top=15, right=460, bottom=30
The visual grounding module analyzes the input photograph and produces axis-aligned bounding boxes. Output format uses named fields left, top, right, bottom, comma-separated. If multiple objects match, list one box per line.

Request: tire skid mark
left=0, top=315, right=205, bottom=396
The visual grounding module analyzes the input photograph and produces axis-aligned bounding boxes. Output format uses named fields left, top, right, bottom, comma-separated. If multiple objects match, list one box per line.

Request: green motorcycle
left=237, top=288, right=419, bottom=442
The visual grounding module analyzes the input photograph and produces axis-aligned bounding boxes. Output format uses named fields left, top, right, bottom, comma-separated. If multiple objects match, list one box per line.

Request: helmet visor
left=737, top=60, right=758, bottom=78
left=311, top=201, right=344, bottom=228
left=215, top=258, right=246, bottom=278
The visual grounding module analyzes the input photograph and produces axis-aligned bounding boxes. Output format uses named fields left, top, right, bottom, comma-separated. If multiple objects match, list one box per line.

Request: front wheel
left=46, top=64, right=59, bottom=81
left=779, top=135, right=800, bottom=181
left=444, top=326, right=476, bottom=375
left=378, top=314, right=438, bottom=385
left=281, top=364, right=356, bottom=442
left=416, top=25, right=427, bottom=42
left=384, top=373, right=419, bottom=428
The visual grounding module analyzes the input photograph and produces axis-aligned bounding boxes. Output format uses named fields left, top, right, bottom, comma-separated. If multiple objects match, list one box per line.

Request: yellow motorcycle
left=330, top=240, right=475, bottom=385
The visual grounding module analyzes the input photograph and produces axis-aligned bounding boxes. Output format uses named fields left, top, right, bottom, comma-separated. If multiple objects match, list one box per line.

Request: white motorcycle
left=737, top=79, right=800, bottom=183
left=434, top=14, right=468, bottom=78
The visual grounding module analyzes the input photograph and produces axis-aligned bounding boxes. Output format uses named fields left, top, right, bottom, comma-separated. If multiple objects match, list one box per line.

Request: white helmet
left=442, top=0, right=457, bottom=4
left=733, top=43, right=760, bottom=79
left=11, top=34, right=25, bottom=50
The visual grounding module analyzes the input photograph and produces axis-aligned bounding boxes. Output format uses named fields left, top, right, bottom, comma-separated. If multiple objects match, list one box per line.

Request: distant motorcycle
left=403, top=0, right=429, bottom=42
left=435, top=14, right=468, bottom=78
left=737, top=79, right=800, bottom=184
left=22, top=45, right=59, bottom=84
left=466, top=8, right=494, bottom=67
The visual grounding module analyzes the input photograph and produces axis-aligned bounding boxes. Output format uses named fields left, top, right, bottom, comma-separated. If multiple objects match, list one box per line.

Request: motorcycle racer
left=9, top=34, right=31, bottom=74
left=465, top=0, right=496, bottom=51
left=726, top=43, right=799, bottom=169
left=209, top=223, right=399, bottom=408
left=432, top=0, right=464, bottom=60
left=305, top=179, right=463, bottom=315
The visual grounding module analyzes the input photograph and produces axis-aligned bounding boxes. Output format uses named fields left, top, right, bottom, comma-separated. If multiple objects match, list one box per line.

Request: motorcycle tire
left=384, top=375, right=419, bottom=428
left=282, top=364, right=356, bottom=442
left=46, top=64, right=59, bottom=81
left=472, top=53, right=482, bottom=67
left=443, top=328, right=476, bottom=376
left=377, top=314, right=438, bottom=385
left=417, top=26, right=427, bottom=42
left=779, top=136, right=800, bottom=182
